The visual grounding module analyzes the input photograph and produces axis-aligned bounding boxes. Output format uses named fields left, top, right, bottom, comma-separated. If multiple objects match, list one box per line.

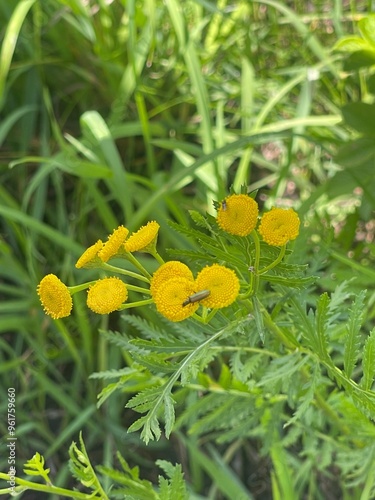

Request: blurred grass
left=0, top=0, right=374, bottom=497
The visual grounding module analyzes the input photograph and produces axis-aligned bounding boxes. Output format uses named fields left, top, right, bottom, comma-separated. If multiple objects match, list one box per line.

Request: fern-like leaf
left=361, top=327, right=375, bottom=390
left=23, top=452, right=51, bottom=484
left=157, top=460, right=188, bottom=500
left=315, top=292, right=331, bottom=360
left=344, top=290, right=366, bottom=378
left=69, top=432, right=108, bottom=499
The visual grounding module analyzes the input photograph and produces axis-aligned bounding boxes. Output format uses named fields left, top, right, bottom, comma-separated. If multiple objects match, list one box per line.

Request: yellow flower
left=153, top=277, right=198, bottom=322
left=75, top=240, right=103, bottom=269
left=124, top=221, right=160, bottom=253
left=87, top=277, right=128, bottom=314
left=150, top=261, right=194, bottom=297
left=216, top=194, right=259, bottom=236
left=98, top=226, right=129, bottom=262
left=36, top=274, right=73, bottom=319
left=195, top=264, right=240, bottom=308
left=258, top=207, right=300, bottom=246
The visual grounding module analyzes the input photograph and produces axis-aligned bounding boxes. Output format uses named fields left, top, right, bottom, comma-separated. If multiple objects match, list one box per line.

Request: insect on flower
left=182, top=290, right=210, bottom=307
left=222, top=200, right=227, bottom=211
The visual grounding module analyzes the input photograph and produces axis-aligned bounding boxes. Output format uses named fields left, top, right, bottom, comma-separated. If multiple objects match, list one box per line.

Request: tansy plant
left=36, top=191, right=302, bottom=326
left=36, top=188, right=314, bottom=444
left=26, top=188, right=375, bottom=496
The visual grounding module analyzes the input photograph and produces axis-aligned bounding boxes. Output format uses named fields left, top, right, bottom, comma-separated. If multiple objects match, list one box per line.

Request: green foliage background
left=1, top=0, right=375, bottom=498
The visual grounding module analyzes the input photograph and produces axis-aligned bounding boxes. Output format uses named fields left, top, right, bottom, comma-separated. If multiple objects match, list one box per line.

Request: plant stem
left=100, top=262, right=150, bottom=282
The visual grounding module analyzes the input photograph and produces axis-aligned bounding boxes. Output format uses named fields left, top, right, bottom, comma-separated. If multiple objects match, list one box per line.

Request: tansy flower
left=87, top=277, right=128, bottom=314
left=98, top=226, right=129, bottom=262
left=258, top=207, right=300, bottom=246
left=216, top=194, right=259, bottom=236
left=153, top=277, right=198, bottom=322
left=37, top=274, right=73, bottom=319
left=150, top=261, right=194, bottom=297
left=124, top=221, right=160, bottom=253
left=75, top=240, right=103, bottom=269
left=195, top=264, right=240, bottom=309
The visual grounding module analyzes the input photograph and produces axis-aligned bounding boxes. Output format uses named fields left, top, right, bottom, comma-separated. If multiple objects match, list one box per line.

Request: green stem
left=68, top=281, right=96, bottom=294
left=118, top=298, right=154, bottom=310
left=0, top=473, right=106, bottom=499
left=126, top=284, right=151, bottom=294
left=258, top=245, right=286, bottom=275
left=261, top=305, right=300, bottom=350
left=124, top=252, right=152, bottom=279
left=204, top=308, right=218, bottom=323
left=249, top=230, right=261, bottom=294
left=100, top=262, right=150, bottom=283
left=149, top=249, right=165, bottom=265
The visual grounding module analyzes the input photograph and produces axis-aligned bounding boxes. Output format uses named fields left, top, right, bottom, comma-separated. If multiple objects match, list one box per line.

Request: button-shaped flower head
left=37, top=274, right=73, bottom=319
left=98, top=226, right=129, bottom=262
left=75, top=240, right=103, bottom=269
left=258, top=207, right=300, bottom=246
left=87, top=277, right=128, bottom=314
left=195, top=264, right=240, bottom=309
left=216, top=194, right=259, bottom=236
left=150, top=261, right=194, bottom=297
left=124, top=221, right=160, bottom=253
left=153, top=277, right=198, bottom=322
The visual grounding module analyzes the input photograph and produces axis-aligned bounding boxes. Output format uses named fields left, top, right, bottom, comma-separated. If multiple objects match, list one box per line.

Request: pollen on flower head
left=37, top=274, right=73, bottom=319
left=98, top=225, right=129, bottom=262
left=124, top=221, right=160, bottom=253
left=153, top=277, right=198, bottom=322
left=195, top=264, right=240, bottom=309
left=216, top=194, right=259, bottom=236
left=87, top=277, right=128, bottom=314
left=258, top=207, right=300, bottom=246
left=150, top=261, right=194, bottom=297
left=75, top=240, right=103, bottom=269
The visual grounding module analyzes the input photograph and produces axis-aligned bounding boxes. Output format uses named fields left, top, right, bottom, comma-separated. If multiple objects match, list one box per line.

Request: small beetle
left=182, top=290, right=210, bottom=307
left=222, top=200, right=227, bottom=211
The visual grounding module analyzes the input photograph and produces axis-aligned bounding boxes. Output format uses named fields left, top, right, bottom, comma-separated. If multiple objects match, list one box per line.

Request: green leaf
left=359, top=15, right=375, bottom=48
left=0, top=0, right=37, bottom=110
left=341, top=103, right=375, bottom=136
left=361, top=328, right=375, bottom=391
left=315, top=293, right=331, bottom=360
left=157, top=461, right=188, bottom=500
left=270, top=443, right=298, bottom=500
left=334, top=36, right=372, bottom=52
left=343, top=50, right=375, bottom=71
left=68, top=433, right=109, bottom=498
left=344, top=291, right=366, bottom=378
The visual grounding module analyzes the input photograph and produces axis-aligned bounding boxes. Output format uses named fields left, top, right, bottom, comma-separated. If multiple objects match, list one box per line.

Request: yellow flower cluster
left=36, top=192, right=300, bottom=323
left=216, top=194, right=300, bottom=247
left=217, top=194, right=258, bottom=236
left=258, top=207, right=300, bottom=246
left=37, top=274, right=73, bottom=319
left=87, top=277, right=128, bottom=314
left=151, top=262, right=240, bottom=322
left=37, top=220, right=161, bottom=319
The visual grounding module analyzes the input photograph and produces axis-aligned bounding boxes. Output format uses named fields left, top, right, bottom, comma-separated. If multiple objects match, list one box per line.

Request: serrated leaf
left=157, top=461, right=187, bottom=500
left=164, top=394, right=176, bottom=438
left=344, top=290, right=366, bottom=378
left=188, top=209, right=209, bottom=228
left=252, top=295, right=265, bottom=342
left=315, top=293, right=330, bottom=360
left=284, top=362, right=319, bottom=427
left=261, top=274, right=316, bottom=288
left=362, top=328, right=375, bottom=391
